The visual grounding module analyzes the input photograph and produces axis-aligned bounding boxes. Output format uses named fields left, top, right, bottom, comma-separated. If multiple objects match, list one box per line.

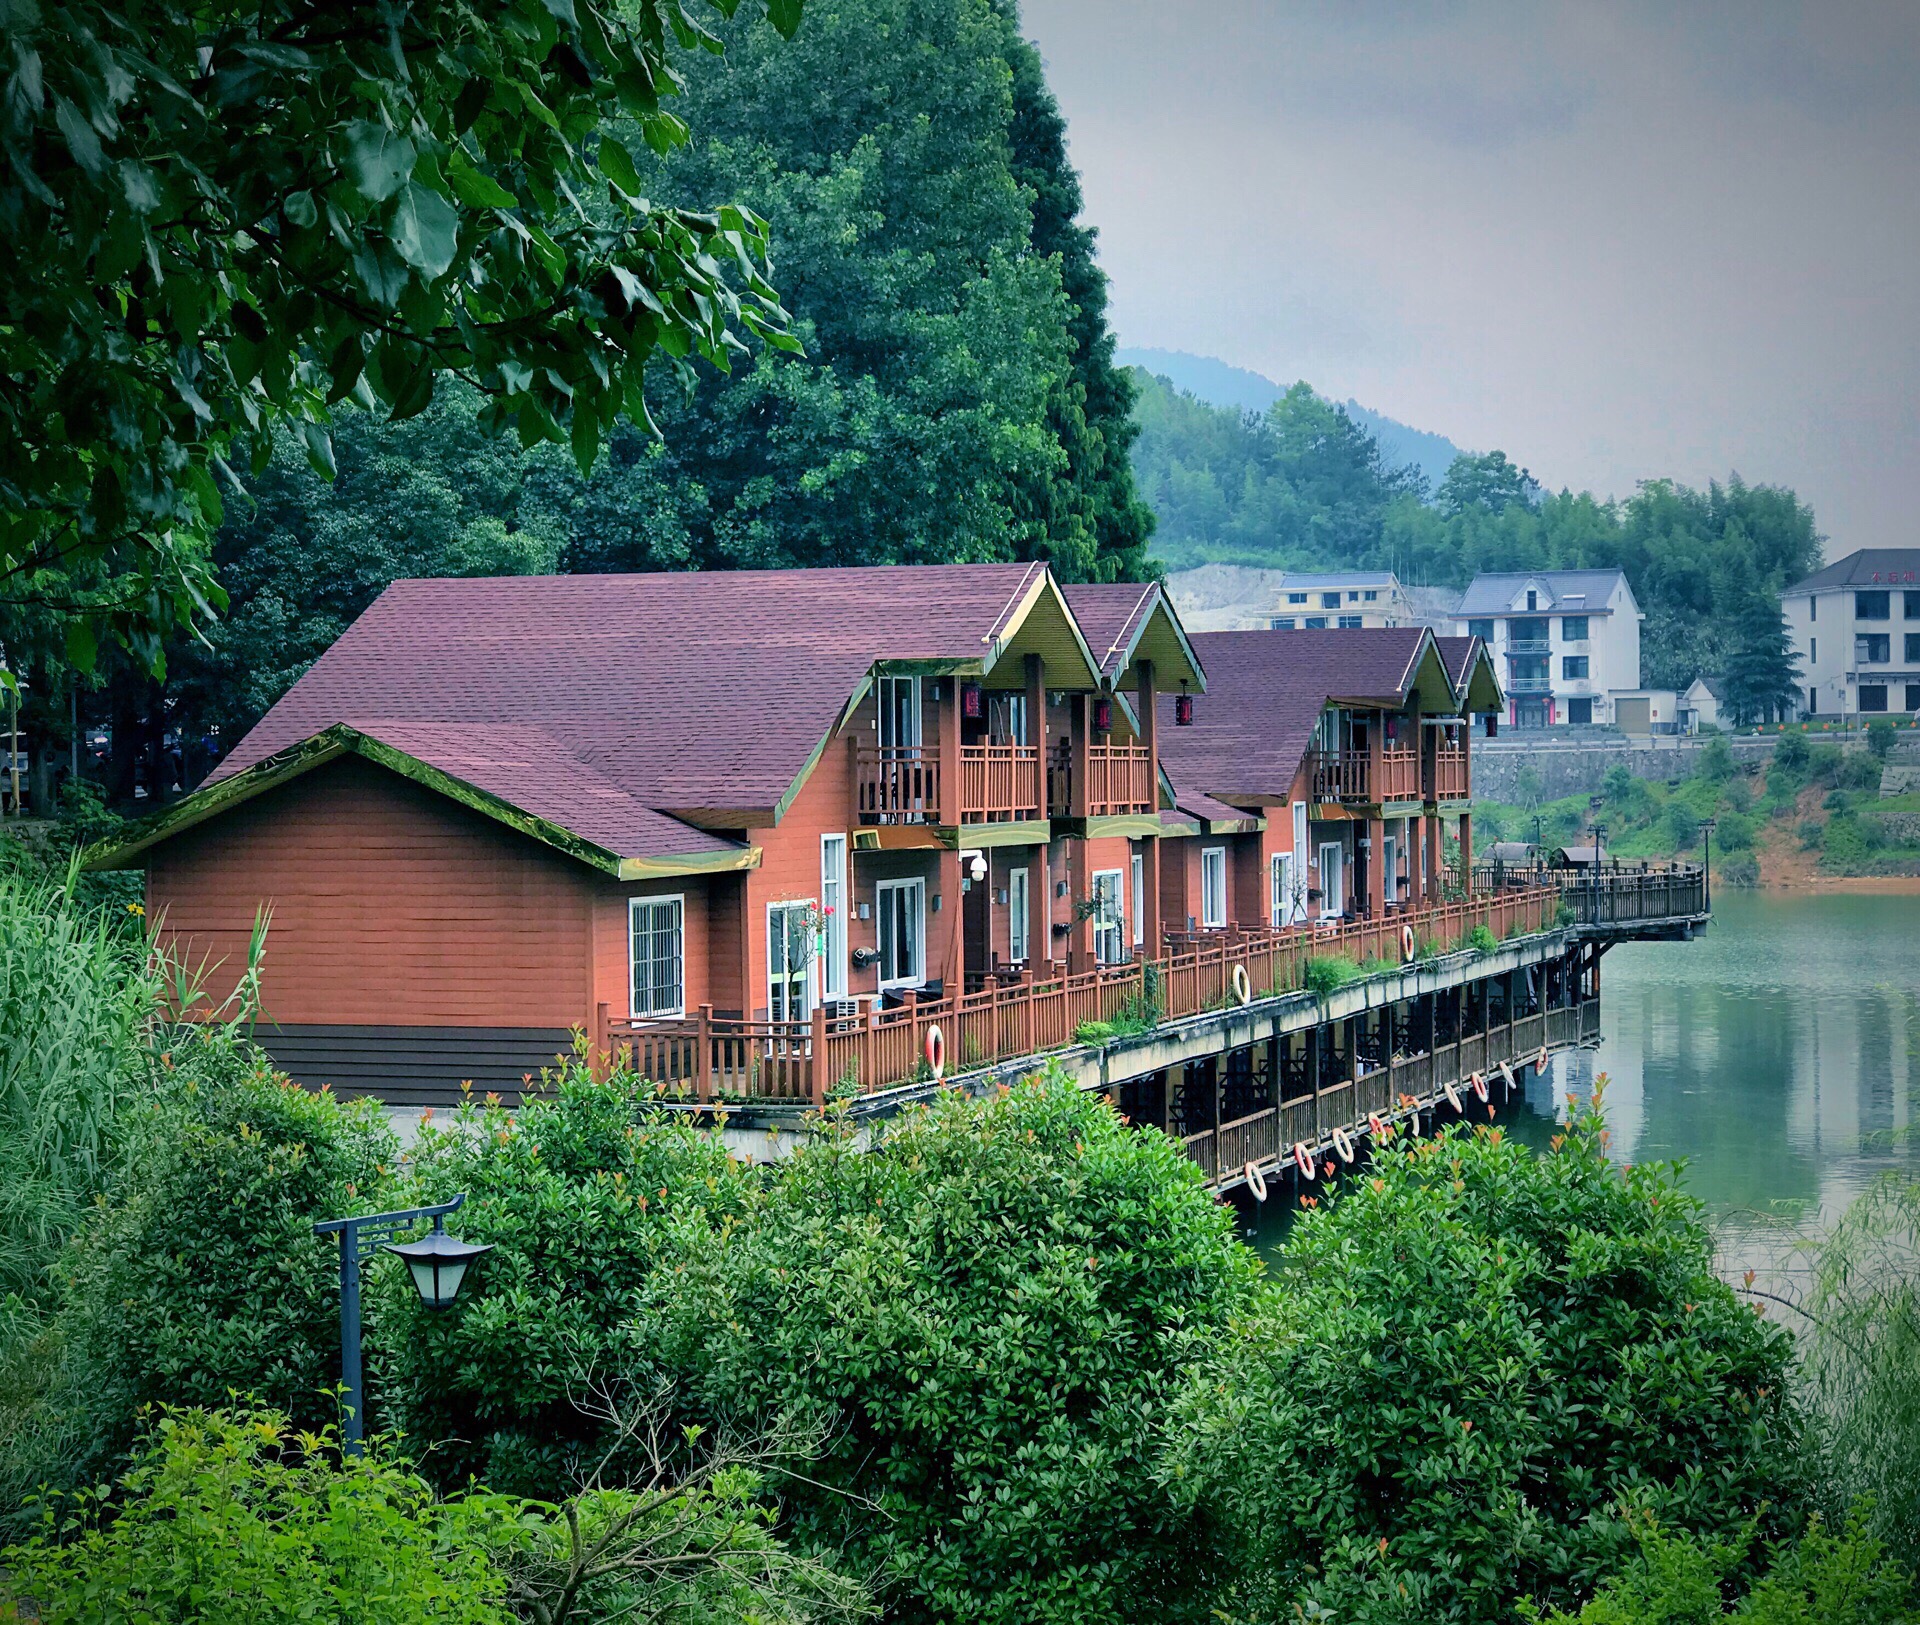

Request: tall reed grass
left=0, top=860, right=161, bottom=1306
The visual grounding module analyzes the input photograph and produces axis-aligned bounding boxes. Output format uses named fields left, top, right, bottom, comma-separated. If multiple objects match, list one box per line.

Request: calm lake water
left=1245, top=890, right=1920, bottom=1283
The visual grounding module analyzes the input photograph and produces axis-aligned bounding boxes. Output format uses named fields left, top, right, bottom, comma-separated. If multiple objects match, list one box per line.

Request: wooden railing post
left=811, top=1002, right=829, bottom=1105
left=594, top=1001, right=610, bottom=1080
left=696, top=1004, right=713, bottom=1102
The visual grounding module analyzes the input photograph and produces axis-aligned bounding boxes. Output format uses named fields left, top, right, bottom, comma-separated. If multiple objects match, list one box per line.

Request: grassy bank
left=1477, top=732, right=1920, bottom=886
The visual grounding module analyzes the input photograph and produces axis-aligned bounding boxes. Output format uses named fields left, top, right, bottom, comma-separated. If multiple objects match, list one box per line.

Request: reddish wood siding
left=150, top=756, right=613, bottom=1029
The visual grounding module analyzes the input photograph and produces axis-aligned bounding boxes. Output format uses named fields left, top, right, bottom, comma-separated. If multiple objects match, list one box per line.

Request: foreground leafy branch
left=0, top=0, right=803, bottom=671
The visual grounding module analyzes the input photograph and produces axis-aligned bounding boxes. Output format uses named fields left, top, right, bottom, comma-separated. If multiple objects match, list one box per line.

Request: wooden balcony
left=856, top=743, right=1041, bottom=824
left=957, top=743, right=1042, bottom=822
left=856, top=745, right=939, bottom=824
left=1083, top=743, right=1154, bottom=816
left=1378, top=746, right=1420, bottom=802
left=1310, top=749, right=1371, bottom=803
left=1427, top=744, right=1470, bottom=801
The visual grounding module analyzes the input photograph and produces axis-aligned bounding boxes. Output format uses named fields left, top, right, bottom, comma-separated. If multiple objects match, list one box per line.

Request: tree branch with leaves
left=0, top=0, right=804, bottom=676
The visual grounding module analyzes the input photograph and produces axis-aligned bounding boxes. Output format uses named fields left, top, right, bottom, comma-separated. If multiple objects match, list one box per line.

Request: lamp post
left=1532, top=812, right=1544, bottom=870
left=1698, top=817, right=1716, bottom=911
left=312, top=1193, right=491, bottom=1453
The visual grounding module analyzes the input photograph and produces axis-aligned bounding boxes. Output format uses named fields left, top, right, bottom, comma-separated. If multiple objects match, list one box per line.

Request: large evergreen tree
left=1719, top=583, right=1803, bottom=724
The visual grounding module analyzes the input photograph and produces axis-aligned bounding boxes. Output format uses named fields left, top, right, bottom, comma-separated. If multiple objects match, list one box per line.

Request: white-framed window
left=1270, top=853, right=1293, bottom=928
left=1293, top=801, right=1308, bottom=876
left=629, top=896, right=685, bottom=1018
left=1131, top=852, right=1145, bottom=946
left=767, top=900, right=814, bottom=1022
left=1091, top=868, right=1125, bottom=964
left=1318, top=841, right=1345, bottom=915
left=878, top=675, right=922, bottom=749
left=1383, top=835, right=1398, bottom=901
left=1201, top=846, right=1228, bottom=929
left=876, top=878, right=925, bottom=988
left=1008, top=866, right=1030, bottom=963
left=820, top=835, right=848, bottom=1000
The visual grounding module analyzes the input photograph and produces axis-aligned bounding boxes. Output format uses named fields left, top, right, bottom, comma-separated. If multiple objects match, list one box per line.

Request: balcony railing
left=856, top=744, right=939, bottom=824
left=1507, top=638, right=1551, bottom=656
left=1507, top=675, right=1552, bottom=695
left=1311, top=748, right=1419, bottom=803
left=601, top=886, right=1564, bottom=1105
left=1378, top=746, right=1420, bottom=802
left=1311, top=749, right=1371, bottom=802
left=958, top=743, right=1042, bottom=822
left=1084, top=743, right=1154, bottom=816
left=1427, top=744, right=1470, bottom=800
left=856, top=743, right=1042, bottom=824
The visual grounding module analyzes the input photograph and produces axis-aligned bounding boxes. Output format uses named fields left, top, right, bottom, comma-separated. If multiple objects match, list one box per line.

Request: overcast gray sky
left=1021, top=0, right=1920, bottom=552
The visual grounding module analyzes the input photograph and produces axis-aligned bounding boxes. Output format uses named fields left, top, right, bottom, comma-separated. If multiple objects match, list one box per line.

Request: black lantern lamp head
left=385, top=1219, right=492, bottom=1311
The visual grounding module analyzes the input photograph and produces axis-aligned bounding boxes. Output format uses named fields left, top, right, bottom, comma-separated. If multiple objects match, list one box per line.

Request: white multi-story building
left=1783, top=549, right=1920, bottom=720
left=1269, top=571, right=1416, bottom=630
left=1452, top=570, right=1642, bottom=728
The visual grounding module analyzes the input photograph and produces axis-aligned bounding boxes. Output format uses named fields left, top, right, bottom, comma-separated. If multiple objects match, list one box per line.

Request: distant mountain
left=1115, top=346, right=1468, bottom=494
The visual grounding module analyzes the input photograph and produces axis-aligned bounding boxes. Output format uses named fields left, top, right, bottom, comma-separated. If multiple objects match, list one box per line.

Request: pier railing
left=602, top=886, right=1561, bottom=1106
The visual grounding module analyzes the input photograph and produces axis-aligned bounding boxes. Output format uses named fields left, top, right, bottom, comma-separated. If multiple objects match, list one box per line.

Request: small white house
left=1679, top=678, right=1723, bottom=733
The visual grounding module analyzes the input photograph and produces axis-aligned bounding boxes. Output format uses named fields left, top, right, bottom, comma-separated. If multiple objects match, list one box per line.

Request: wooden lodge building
left=92, top=564, right=1505, bottom=1106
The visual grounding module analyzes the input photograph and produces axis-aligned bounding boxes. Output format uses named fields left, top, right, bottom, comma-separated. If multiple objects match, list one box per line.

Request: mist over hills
left=1115, top=346, right=1467, bottom=493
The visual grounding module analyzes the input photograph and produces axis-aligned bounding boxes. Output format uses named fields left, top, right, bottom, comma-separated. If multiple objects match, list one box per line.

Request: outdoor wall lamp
left=968, top=851, right=987, bottom=882
left=312, top=1193, right=491, bottom=1454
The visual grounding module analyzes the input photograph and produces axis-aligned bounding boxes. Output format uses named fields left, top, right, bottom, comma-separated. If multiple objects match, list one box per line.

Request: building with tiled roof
left=90, top=567, right=1501, bottom=1106
left=1783, top=549, right=1920, bottom=719
left=1451, top=569, right=1640, bottom=729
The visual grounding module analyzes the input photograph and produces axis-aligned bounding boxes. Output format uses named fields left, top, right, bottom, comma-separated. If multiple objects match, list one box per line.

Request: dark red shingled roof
left=1060, top=582, right=1161, bottom=679
left=213, top=564, right=1051, bottom=836
left=344, top=721, right=738, bottom=858
left=1435, top=635, right=1480, bottom=696
left=1157, top=629, right=1429, bottom=804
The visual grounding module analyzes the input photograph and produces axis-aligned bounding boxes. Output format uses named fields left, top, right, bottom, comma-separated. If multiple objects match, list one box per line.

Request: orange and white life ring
left=1534, top=1046, right=1550, bottom=1075
left=1293, top=1141, right=1316, bottom=1180
left=1401, top=924, right=1417, bottom=963
left=924, top=1024, right=945, bottom=1081
left=1246, top=1161, right=1268, bottom=1203
left=1367, top=1112, right=1388, bottom=1139
left=1471, top=1071, right=1490, bottom=1103
left=1231, top=964, right=1252, bottom=1006
left=1444, top=1079, right=1463, bottom=1113
left=1497, top=1060, right=1515, bottom=1090
left=1331, top=1126, right=1356, bottom=1164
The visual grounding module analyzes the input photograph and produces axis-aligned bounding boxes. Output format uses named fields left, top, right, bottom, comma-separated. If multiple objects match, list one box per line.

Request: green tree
left=1721, top=584, right=1804, bottom=725
left=662, top=1072, right=1260, bottom=1625
left=0, top=0, right=802, bottom=673
left=1170, top=1106, right=1803, bottom=1623
left=1436, top=449, right=1541, bottom=517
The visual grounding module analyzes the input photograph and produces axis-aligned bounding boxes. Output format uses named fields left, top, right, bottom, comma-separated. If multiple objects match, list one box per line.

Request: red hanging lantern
left=961, top=682, right=985, bottom=720
left=1484, top=713, right=1499, bottom=738
left=1175, top=683, right=1195, bottom=727
left=1093, top=695, right=1113, bottom=733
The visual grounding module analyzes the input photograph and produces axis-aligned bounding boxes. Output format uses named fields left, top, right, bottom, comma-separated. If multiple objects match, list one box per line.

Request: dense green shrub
left=1822, top=814, right=1883, bottom=870
left=1774, top=730, right=1810, bottom=774
left=661, top=1072, right=1260, bottom=1625
left=380, top=1063, right=754, bottom=1495
left=3, top=1042, right=395, bottom=1510
left=1717, top=809, right=1758, bottom=852
left=1807, top=742, right=1845, bottom=785
left=1699, top=736, right=1737, bottom=782
left=1521, top=1509, right=1919, bottom=1624
left=0, top=1407, right=518, bottom=1625
left=1841, top=752, right=1884, bottom=793
left=1169, top=1100, right=1803, bottom=1624
left=1722, top=854, right=1761, bottom=888
left=1667, top=800, right=1704, bottom=849
left=1304, top=953, right=1362, bottom=997
left=1466, top=922, right=1500, bottom=953
left=1799, top=818, right=1826, bottom=850
left=1869, top=719, right=1898, bottom=760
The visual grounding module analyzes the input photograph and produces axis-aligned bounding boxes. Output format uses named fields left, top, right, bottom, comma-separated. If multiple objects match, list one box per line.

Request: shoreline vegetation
left=4, top=858, right=1920, bottom=1621
left=1475, top=727, right=1920, bottom=892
